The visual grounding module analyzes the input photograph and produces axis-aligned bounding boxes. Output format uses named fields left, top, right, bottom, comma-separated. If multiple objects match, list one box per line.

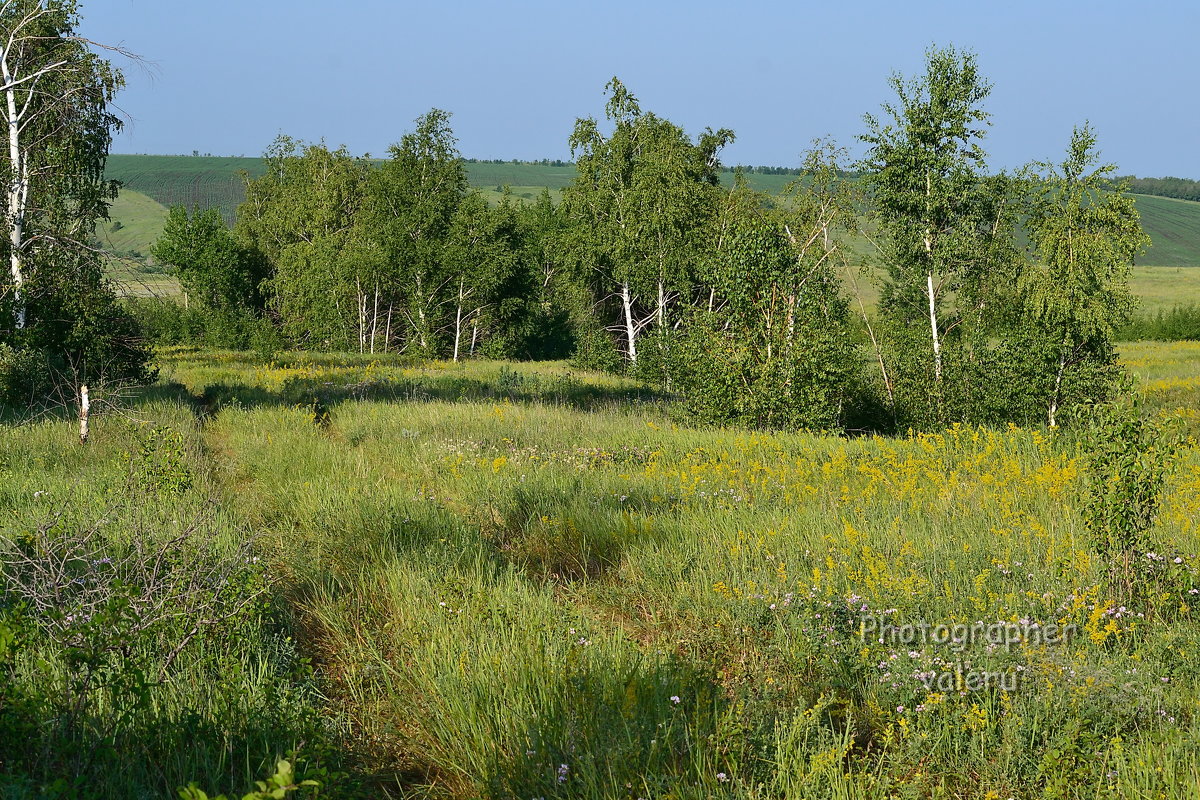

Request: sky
left=85, top=0, right=1200, bottom=178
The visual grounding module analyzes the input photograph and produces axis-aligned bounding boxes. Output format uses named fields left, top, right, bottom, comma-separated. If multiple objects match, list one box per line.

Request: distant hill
left=104, top=154, right=801, bottom=224
left=104, top=154, right=1200, bottom=268
left=105, top=155, right=267, bottom=225
left=1129, top=194, right=1200, bottom=266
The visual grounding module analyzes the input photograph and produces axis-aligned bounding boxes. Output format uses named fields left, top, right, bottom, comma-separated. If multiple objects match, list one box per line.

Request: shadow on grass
left=173, top=372, right=671, bottom=419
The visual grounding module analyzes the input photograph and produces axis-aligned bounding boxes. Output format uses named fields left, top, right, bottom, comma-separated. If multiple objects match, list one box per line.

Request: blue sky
left=88, top=0, right=1200, bottom=178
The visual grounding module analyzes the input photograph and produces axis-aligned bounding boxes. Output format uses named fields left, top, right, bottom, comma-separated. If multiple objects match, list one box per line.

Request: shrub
left=1077, top=394, right=1183, bottom=601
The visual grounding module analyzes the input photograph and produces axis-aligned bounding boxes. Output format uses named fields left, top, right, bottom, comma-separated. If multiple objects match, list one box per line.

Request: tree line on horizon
left=0, top=21, right=1150, bottom=433
left=138, top=47, right=1146, bottom=432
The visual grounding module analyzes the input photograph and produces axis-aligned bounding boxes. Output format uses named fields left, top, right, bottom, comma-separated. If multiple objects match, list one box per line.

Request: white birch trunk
left=452, top=278, right=465, bottom=362
left=78, top=384, right=90, bottom=445
left=927, top=271, right=942, bottom=385
left=1, top=9, right=76, bottom=332
left=414, top=274, right=428, bottom=350
left=369, top=284, right=380, bottom=354
left=785, top=294, right=796, bottom=347
left=923, top=170, right=943, bottom=392
left=3, top=56, right=27, bottom=330
left=357, top=288, right=367, bottom=354
left=621, top=280, right=638, bottom=364
left=1048, top=339, right=1070, bottom=429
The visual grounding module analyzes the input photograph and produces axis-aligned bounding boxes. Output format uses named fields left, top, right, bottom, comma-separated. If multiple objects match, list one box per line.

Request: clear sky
left=86, top=0, right=1200, bottom=178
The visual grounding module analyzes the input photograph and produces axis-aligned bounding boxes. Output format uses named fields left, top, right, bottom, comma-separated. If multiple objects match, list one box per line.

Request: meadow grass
left=0, top=398, right=349, bottom=798
left=6, top=344, right=1200, bottom=797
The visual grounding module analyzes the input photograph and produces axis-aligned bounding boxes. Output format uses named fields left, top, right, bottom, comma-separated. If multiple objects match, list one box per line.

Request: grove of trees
left=0, top=23, right=1151, bottom=434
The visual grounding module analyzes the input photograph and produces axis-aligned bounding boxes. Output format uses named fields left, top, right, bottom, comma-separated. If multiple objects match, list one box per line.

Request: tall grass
left=4, top=346, right=1200, bottom=797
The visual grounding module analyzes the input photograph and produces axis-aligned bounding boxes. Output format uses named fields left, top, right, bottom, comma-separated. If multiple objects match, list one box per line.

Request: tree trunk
left=927, top=271, right=942, bottom=385
left=621, top=280, right=638, bottom=364
left=453, top=278, right=465, bottom=362
left=785, top=294, right=796, bottom=348
left=78, top=384, right=90, bottom=445
left=356, top=279, right=366, bottom=354
left=3, top=62, right=27, bottom=330
left=414, top=274, right=428, bottom=350
left=924, top=171, right=943, bottom=408
left=369, top=283, right=380, bottom=354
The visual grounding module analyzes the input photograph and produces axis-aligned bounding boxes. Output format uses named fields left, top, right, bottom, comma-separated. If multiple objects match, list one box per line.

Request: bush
left=1119, top=304, right=1200, bottom=341
left=666, top=313, right=857, bottom=432
left=1077, top=395, right=1183, bottom=601
left=0, top=343, right=52, bottom=408
left=126, top=298, right=282, bottom=352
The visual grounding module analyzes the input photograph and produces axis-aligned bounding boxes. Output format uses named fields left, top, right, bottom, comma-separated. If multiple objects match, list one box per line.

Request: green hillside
left=106, top=154, right=268, bottom=224
left=1131, top=193, right=1200, bottom=266
left=106, top=156, right=804, bottom=224
left=94, top=188, right=180, bottom=297
left=96, top=187, right=168, bottom=259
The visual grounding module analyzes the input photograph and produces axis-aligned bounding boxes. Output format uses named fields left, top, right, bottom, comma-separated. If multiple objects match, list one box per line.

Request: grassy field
left=105, top=154, right=269, bottom=225
left=1132, top=194, right=1200, bottom=266
left=96, top=188, right=169, bottom=259
left=3, top=344, right=1200, bottom=797
left=1127, top=267, right=1200, bottom=314
left=837, top=265, right=1200, bottom=319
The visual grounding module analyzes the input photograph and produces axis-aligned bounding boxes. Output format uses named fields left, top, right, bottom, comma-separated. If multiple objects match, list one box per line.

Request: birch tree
left=860, top=46, right=1005, bottom=423
left=445, top=191, right=530, bottom=360
left=677, top=151, right=857, bottom=430
left=564, top=78, right=732, bottom=365
left=363, top=109, right=466, bottom=355
left=235, top=137, right=371, bottom=350
left=1023, top=124, right=1147, bottom=428
left=0, top=0, right=152, bottom=423
left=2, top=0, right=123, bottom=330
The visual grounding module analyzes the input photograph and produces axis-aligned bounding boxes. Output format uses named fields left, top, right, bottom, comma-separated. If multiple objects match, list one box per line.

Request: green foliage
left=860, top=46, right=1021, bottom=426
left=1120, top=303, right=1200, bottom=340
left=564, top=77, right=733, bottom=364
left=178, top=758, right=319, bottom=800
left=21, top=251, right=157, bottom=401
left=153, top=206, right=267, bottom=312
left=1079, top=395, right=1183, bottom=599
left=0, top=1, right=155, bottom=410
left=519, top=190, right=581, bottom=361
left=124, top=424, right=193, bottom=495
left=236, top=136, right=373, bottom=350
left=444, top=192, right=535, bottom=360
left=1022, top=124, right=1150, bottom=427
left=1119, top=174, right=1200, bottom=203
left=0, top=411, right=348, bottom=798
left=361, top=109, right=469, bottom=356
left=0, top=342, right=52, bottom=408
left=668, top=148, right=859, bottom=431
